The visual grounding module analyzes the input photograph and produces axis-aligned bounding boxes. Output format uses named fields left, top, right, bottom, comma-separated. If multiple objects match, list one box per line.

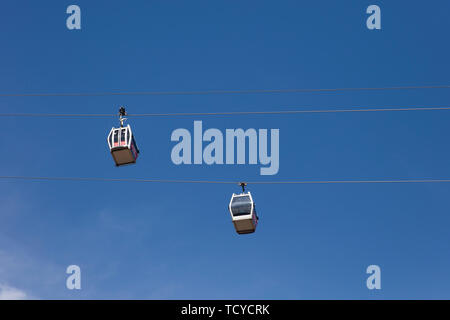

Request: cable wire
left=1, top=106, right=450, bottom=118
left=0, top=85, right=449, bottom=97
left=1, top=176, right=450, bottom=185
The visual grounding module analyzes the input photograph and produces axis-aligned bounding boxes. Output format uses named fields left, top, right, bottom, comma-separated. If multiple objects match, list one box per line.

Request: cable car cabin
left=228, top=192, right=258, bottom=234
left=107, top=125, right=140, bottom=166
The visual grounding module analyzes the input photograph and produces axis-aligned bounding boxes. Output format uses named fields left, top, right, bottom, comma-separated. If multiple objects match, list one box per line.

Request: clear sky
left=0, top=0, right=450, bottom=299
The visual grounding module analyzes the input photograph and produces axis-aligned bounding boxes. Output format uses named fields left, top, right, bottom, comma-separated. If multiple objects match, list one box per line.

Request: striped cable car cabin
left=107, top=107, right=140, bottom=166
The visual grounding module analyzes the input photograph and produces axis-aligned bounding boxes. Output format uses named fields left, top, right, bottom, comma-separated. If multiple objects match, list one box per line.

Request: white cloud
left=0, top=284, right=27, bottom=300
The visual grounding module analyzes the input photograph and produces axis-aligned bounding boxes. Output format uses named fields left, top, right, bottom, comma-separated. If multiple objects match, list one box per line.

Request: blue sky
left=0, top=0, right=450, bottom=299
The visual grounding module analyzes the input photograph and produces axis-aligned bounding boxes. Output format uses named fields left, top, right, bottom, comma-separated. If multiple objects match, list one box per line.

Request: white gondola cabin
left=107, top=124, right=140, bottom=166
left=228, top=190, right=258, bottom=234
